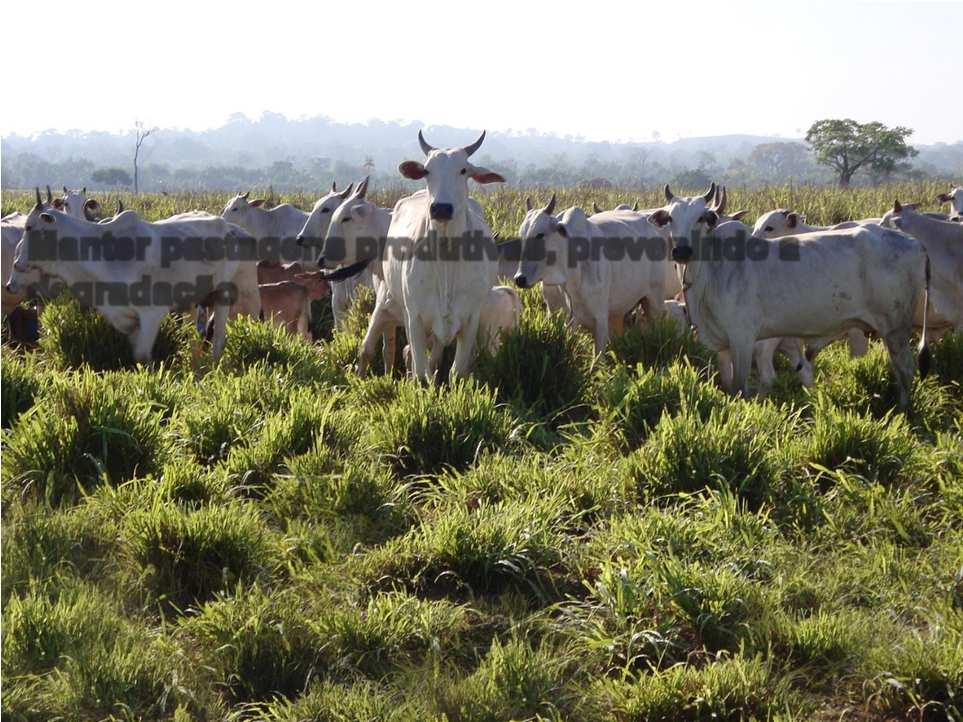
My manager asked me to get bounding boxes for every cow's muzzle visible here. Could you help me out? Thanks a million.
[671,246,693,264]
[430,203,453,221]
[514,273,529,289]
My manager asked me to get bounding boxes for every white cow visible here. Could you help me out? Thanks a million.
[514,194,667,352]
[881,200,963,335]
[6,204,260,361]
[672,219,929,406]
[937,187,963,217]
[296,182,378,329]
[56,186,101,221]
[385,130,504,380]
[315,177,397,372]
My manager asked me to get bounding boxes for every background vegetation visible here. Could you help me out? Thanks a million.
[1,184,961,721]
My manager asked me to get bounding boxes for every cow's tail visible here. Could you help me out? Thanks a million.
[917,253,931,378]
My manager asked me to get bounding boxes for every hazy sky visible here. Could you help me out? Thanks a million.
[4,0,960,144]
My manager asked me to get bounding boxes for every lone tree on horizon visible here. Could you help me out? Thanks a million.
[133,121,157,194]
[806,119,916,188]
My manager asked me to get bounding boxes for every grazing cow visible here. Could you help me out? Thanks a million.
[6,203,259,361]
[672,219,929,406]
[514,194,667,352]
[384,129,504,380]
[881,200,963,335]
[937,187,963,216]
[259,275,330,338]
[296,182,375,329]
[317,176,397,371]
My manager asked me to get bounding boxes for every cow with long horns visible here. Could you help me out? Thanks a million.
[379,130,504,380]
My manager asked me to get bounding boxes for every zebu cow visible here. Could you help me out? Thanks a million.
[313,176,398,372]
[672,219,929,406]
[937,187,963,217]
[881,200,963,335]
[6,202,259,361]
[296,182,374,329]
[56,186,101,221]
[386,130,504,380]
[514,194,667,352]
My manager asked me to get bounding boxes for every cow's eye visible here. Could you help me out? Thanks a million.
[460,168,467,175]
[764,226,773,232]
[535,233,545,241]
[321,208,330,214]
[342,217,352,223]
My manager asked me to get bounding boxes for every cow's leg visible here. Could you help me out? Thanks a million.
[406,318,432,382]
[359,304,391,377]
[132,309,167,363]
[428,337,445,377]
[729,341,754,399]
[847,329,868,358]
[231,269,261,320]
[381,325,397,375]
[332,283,350,331]
[450,314,481,380]
[779,338,813,387]
[753,338,781,395]
[608,312,625,338]
[592,314,609,354]
[296,308,311,340]
[883,330,915,409]
[717,349,734,393]
[211,300,229,361]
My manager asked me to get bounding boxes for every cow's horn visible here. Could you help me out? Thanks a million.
[240,191,250,200]
[63,185,69,195]
[593,202,602,214]
[702,182,716,203]
[894,199,902,212]
[35,187,43,206]
[418,129,436,156]
[526,197,533,211]
[633,200,639,211]
[461,130,486,158]
[664,184,674,202]
[331,180,337,192]
[544,193,557,215]
[46,185,53,203]
[357,176,369,199]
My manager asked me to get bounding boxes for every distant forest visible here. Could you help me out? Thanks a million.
[3,112,961,192]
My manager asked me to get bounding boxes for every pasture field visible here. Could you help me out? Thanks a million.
[1,183,961,721]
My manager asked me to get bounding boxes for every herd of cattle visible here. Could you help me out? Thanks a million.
[3,130,962,407]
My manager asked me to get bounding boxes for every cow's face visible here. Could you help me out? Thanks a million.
[399,130,504,231]
[6,205,54,295]
[297,184,353,248]
[222,193,266,224]
[323,196,376,268]
[881,200,919,230]
[752,209,797,239]
[60,187,98,221]
[937,187,963,214]
[515,200,567,288]
[648,184,716,259]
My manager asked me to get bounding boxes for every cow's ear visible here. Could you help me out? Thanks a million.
[786,212,798,229]
[470,166,505,184]
[555,223,569,238]
[731,209,749,221]
[937,193,951,203]
[40,212,55,223]
[649,209,670,227]
[249,199,266,208]
[399,160,428,180]
[52,198,64,209]
[701,210,719,228]
[354,204,368,218]
[85,199,100,211]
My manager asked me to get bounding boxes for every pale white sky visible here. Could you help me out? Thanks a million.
[4,0,960,144]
